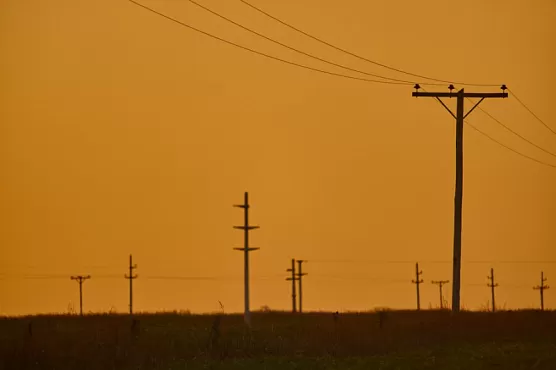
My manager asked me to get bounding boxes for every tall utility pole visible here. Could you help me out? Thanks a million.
[533,272,549,311]
[411,262,424,311]
[233,191,260,326]
[70,275,91,316]
[432,280,449,309]
[412,84,508,313]
[125,254,138,316]
[296,260,308,313]
[286,259,297,313]
[487,268,498,312]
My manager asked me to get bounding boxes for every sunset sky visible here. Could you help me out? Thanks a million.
[1,0,555,316]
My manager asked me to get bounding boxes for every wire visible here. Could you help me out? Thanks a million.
[310,259,556,264]
[187,0,436,85]
[470,100,556,160]
[127,0,410,86]
[508,88,556,136]
[420,88,556,169]
[239,0,500,87]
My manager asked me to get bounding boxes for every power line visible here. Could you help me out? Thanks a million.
[465,120,556,169]
[238,0,500,87]
[187,0,434,85]
[508,88,556,136]
[421,90,556,169]
[472,101,556,160]
[309,259,556,264]
[127,0,410,86]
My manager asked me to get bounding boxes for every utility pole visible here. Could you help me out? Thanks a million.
[412,84,507,313]
[286,259,297,313]
[125,254,138,316]
[296,260,307,313]
[233,191,259,326]
[411,262,424,311]
[70,275,91,316]
[431,280,449,309]
[487,268,498,312]
[533,271,549,311]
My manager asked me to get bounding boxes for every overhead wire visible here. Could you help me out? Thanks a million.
[508,87,556,136]
[186,0,438,85]
[127,1,554,170]
[419,87,556,169]
[127,0,410,86]
[468,98,556,160]
[238,0,500,87]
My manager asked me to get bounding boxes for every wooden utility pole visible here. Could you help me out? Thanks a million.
[533,271,549,311]
[487,268,498,312]
[286,259,297,313]
[411,262,424,310]
[296,260,307,313]
[125,254,138,316]
[233,192,259,326]
[70,275,91,316]
[412,84,507,312]
[432,280,449,309]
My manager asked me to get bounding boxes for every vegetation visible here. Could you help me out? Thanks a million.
[1,310,555,369]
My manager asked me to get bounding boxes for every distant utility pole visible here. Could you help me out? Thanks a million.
[70,275,91,316]
[487,268,498,312]
[431,280,450,309]
[411,262,424,311]
[125,254,138,316]
[412,84,508,313]
[296,260,307,313]
[533,271,549,311]
[233,191,260,326]
[286,259,297,313]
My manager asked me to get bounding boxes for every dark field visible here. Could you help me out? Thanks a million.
[1,310,555,369]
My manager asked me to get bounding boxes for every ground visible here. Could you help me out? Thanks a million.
[1,310,555,369]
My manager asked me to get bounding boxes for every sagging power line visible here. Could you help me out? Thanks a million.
[127,0,409,86]
[238,0,500,87]
[187,0,424,85]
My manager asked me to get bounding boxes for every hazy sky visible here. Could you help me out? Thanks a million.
[1,0,555,315]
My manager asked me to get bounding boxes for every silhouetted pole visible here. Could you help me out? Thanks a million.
[296,260,307,313]
[533,272,549,311]
[432,280,449,309]
[233,192,259,326]
[125,254,138,316]
[411,262,424,310]
[412,84,508,312]
[487,268,498,312]
[286,259,297,313]
[70,275,91,316]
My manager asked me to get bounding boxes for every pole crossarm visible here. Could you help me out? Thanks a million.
[412,92,508,98]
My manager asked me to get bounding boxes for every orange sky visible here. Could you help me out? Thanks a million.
[1,0,555,315]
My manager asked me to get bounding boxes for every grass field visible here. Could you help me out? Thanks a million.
[1,310,555,369]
